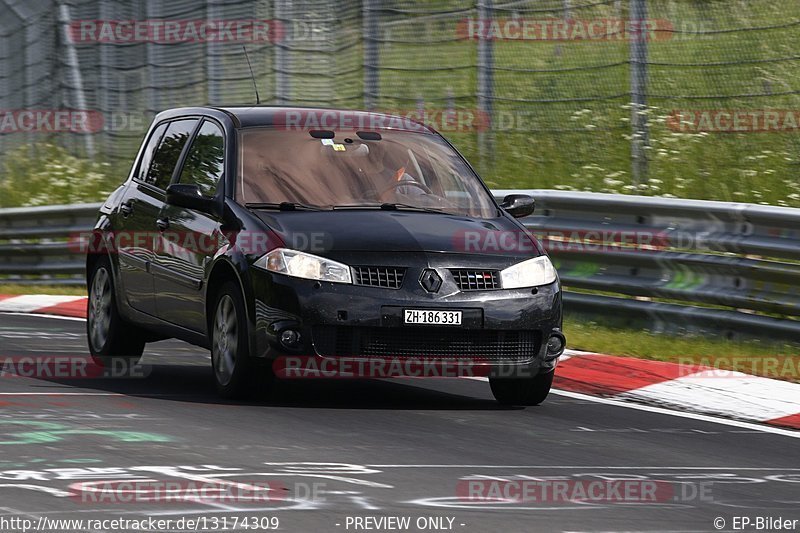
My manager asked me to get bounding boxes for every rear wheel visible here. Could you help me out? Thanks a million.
[489,370,554,406]
[87,257,146,366]
[210,282,264,399]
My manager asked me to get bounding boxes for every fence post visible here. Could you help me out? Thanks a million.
[206,0,222,105]
[630,0,649,184]
[274,0,289,104]
[56,2,95,159]
[145,0,160,117]
[477,0,494,176]
[97,0,113,157]
[363,0,379,110]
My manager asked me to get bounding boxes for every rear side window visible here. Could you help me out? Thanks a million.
[134,122,167,183]
[178,120,225,197]
[145,119,199,190]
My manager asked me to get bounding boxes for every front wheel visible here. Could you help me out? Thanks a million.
[211,282,269,399]
[489,370,554,406]
[87,257,146,366]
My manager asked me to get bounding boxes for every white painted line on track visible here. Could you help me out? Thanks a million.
[618,371,800,420]
[365,465,800,469]
[0,312,86,322]
[0,392,123,396]
[465,376,800,438]
[549,388,800,438]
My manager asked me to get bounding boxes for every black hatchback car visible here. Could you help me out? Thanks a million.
[86,106,565,405]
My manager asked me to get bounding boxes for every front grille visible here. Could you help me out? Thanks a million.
[451,269,501,291]
[313,326,539,362]
[352,266,406,289]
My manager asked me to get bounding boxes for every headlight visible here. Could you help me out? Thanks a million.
[254,248,352,284]
[500,255,557,289]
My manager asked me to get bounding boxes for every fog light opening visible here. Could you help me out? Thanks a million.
[546,332,566,359]
[279,329,302,350]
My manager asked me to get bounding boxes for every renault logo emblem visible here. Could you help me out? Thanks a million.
[419,269,442,293]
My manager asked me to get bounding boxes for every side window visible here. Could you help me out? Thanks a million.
[145,119,199,190]
[134,122,167,183]
[178,120,225,197]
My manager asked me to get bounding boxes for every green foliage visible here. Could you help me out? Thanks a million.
[0,143,114,208]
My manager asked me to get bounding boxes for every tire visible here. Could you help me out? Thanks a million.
[87,256,146,366]
[489,370,555,406]
[210,281,262,399]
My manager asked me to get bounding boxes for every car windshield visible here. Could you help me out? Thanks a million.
[236,127,498,218]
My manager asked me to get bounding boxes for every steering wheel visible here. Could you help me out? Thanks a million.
[378,167,433,200]
[379,178,433,200]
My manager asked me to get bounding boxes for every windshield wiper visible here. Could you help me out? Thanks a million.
[378,203,449,214]
[245,202,328,211]
[331,203,449,214]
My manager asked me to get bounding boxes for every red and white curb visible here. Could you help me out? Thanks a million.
[0,294,88,318]
[2,294,799,431]
[554,352,800,431]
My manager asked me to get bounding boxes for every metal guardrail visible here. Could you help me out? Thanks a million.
[497,190,800,342]
[1,192,799,341]
[0,203,101,284]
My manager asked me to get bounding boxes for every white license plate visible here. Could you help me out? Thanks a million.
[404,309,462,326]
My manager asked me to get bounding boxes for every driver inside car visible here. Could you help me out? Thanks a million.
[357,141,427,200]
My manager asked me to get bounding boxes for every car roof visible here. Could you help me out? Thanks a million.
[154,105,437,134]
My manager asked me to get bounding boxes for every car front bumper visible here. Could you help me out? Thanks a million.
[249,263,564,378]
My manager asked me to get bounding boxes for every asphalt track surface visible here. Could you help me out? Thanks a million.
[0,312,798,533]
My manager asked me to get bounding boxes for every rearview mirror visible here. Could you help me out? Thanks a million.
[500,194,535,218]
[166,183,220,216]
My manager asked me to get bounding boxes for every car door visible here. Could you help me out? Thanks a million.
[115,121,169,316]
[153,118,225,332]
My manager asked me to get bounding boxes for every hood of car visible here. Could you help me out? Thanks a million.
[249,209,542,258]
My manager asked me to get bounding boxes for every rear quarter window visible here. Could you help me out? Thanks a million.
[143,119,199,190]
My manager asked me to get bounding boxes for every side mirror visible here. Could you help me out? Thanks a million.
[166,183,220,216]
[500,194,535,218]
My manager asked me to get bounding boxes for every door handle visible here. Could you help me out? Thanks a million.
[156,218,170,231]
[120,202,133,217]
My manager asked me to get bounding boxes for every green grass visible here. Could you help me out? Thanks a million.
[0,284,86,296]
[565,316,800,382]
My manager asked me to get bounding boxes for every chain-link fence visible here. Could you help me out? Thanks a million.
[1,0,799,207]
